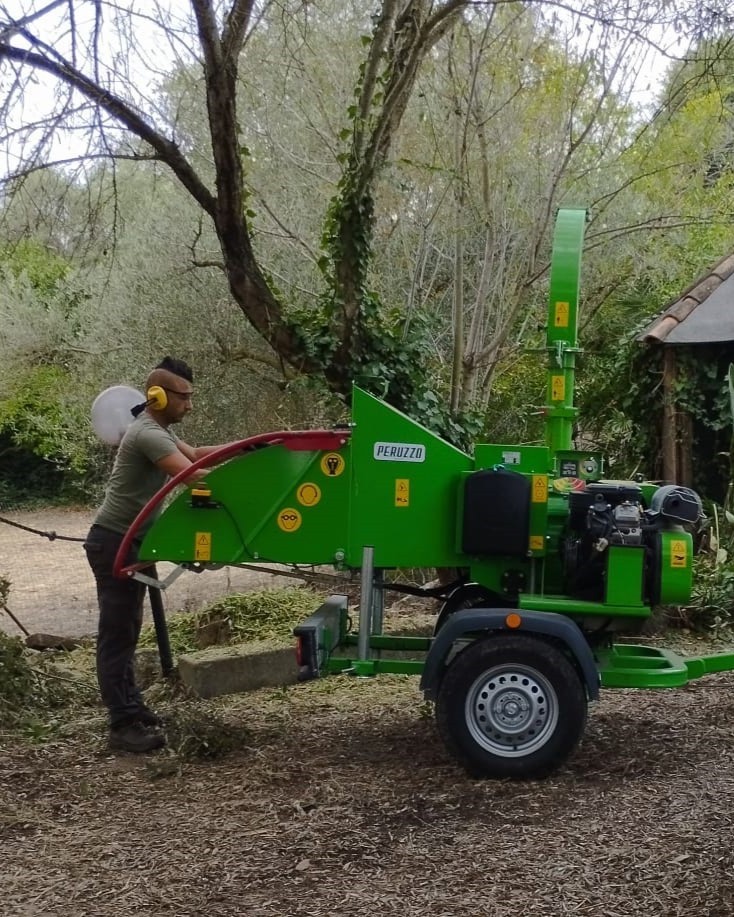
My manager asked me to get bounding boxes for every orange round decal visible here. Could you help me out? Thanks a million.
[297,482,321,507]
[277,508,302,532]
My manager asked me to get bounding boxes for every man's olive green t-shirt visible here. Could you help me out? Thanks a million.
[94,414,179,536]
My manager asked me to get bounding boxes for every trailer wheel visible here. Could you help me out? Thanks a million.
[436,633,587,779]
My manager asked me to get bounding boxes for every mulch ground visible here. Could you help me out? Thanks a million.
[3,654,734,916]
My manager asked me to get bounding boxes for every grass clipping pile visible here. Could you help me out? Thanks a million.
[138,585,321,654]
[0,629,85,737]
[0,584,323,761]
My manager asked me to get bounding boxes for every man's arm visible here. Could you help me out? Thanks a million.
[176,441,232,462]
[155,448,209,482]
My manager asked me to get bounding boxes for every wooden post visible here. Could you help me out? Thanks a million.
[661,347,678,483]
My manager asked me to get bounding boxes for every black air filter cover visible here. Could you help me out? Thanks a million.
[650,485,701,525]
[462,468,531,557]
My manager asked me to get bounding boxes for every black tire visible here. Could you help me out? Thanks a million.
[435,633,587,779]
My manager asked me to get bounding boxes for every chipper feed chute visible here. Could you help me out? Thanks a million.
[116,387,472,575]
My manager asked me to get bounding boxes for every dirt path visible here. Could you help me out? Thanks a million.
[0,507,301,638]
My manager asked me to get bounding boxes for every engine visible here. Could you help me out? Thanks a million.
[562,481,702,603]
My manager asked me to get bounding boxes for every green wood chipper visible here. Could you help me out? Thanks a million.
[114,207,734,780]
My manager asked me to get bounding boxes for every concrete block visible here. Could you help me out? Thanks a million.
[177,639,299,699]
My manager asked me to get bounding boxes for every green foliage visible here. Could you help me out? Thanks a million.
[687,553,734,633]
[290,62,483,449]
[0,232,102,506]
[567,39,734,489]
[574,331,654,478]
[483,350,547,445]
[0,630,81,733]
[0,365,70,461]
[0,239,70,294]
[0,632,36,725]
[682,505,734,633]
[290,297,482,448]
[0,364,100,506]
[3,0,734,492]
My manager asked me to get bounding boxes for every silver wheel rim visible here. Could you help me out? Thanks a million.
[465,663,559,758]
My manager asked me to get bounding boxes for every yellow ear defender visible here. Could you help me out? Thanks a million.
[130,385,168,418]
[146,386,168,411]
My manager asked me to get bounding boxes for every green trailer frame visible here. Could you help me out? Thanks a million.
[294,594,734,689]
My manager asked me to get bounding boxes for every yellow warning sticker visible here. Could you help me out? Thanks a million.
[395,478,410,507]
[297,482,321,507]
[554,301,570,328]
[320,452,345,477]
[551,375,565,401]
[670,539,687,568]
[529,535,544,551]
[532,475,548,503]
[194,532,211,561]
[277,508,302,532]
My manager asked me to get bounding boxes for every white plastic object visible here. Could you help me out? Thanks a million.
[91,385,144,445]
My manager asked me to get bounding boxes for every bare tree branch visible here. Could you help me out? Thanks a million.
[0,41,217,214]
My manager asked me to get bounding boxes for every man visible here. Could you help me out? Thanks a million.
[85,356,222,753]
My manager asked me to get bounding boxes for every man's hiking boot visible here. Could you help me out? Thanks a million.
[135,706,164,728]
[109,722,166,753]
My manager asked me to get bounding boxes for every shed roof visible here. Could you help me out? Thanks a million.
[639,252,734,344]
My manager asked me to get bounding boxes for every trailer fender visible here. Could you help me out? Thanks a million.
[420,608,600,702]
